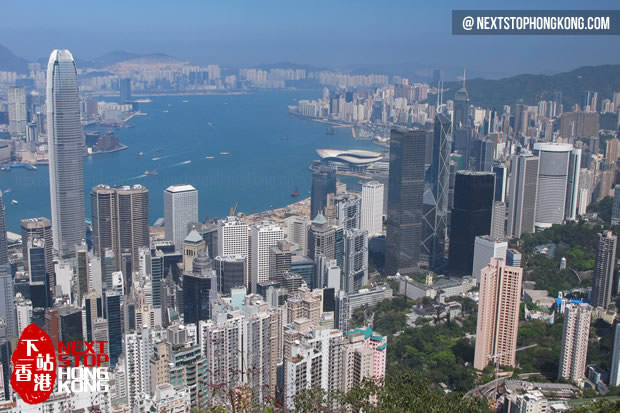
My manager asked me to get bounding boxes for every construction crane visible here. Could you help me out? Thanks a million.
[230,201,238,217]
[487,344,538,407]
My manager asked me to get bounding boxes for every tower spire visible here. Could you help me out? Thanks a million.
[462,69,466,90]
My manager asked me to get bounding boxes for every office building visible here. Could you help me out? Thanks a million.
[422,114,451,270]
[453,79,470,128]
[493,164,507,203]
[214,255,246,295]
[490,201,506,241]
[105,291,122,367]
[91,184,149,271]
[507,154,539,238]
[558,303,592,383]
[164,184,198,251]
[610,322,620,387]
[119,78,131,105]
[8,86,27,136]
[361,181,384,237]
[250,221,283,292]
[506,249,522,267]
[20,218,54,281]
[565,149,582,221]
[326,192,361,230]
[343,229,369,293]
[472,236,508,283]
[183,251,217,324]
[448,171,495,275]
[591,231,617,309]
[0,265,16,337]
[559,111,600,139]
[285,216,309,254]
[217,216,249,265]
[15,294,32,336]
[307,214,336,261]
[613,187,620,226]
[474,258,522,370]
[385,129,426,275]
[533,143,574,229]
[183,229,205,273]
[310,164,337,219]
[0,192,6,265]
[269,240,293,281]
[47,49,85,257]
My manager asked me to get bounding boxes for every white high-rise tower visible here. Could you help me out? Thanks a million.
[164,184,198,251]
[47,50,85,256]
[361,181,384,237]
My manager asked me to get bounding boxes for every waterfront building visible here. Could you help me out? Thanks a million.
[385,129,426,275]
[558,303,592,384]
[47,49,85,257]
[591,231,617,309]
[448,171,495,276]
[8,86,27,136]
[310,164,337,219]
[474,258,522,370]
[91,184,149,271]
[119,78,131,105]
[164,184,198,252]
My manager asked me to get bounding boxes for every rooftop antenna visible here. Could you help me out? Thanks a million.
[462,68,467,89]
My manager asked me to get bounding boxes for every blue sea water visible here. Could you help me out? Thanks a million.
[1,90,379,233]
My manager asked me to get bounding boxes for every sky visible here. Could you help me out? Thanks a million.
[1,0,619,79]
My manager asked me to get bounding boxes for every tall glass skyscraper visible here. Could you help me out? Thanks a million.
[47,50,85,257]
[448,171,495,276]
[385,129,426,275]
[310,164,337,219]
[0,191,7,265]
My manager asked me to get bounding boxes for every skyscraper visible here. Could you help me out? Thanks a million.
[0,192,7,265]
[610,322,620,387]
[558,303,592,383]
[47,49,85,257]
[453,78,470,128]
[8,86,27,136]
[472,235,507,282]
[105,291,122,367]
[591,231,617,309]
[533,143,573,229]
[423,114,452,270]
[20,218,53,277]
[119,78,131,105]
[342,229,369,293]
[0,265,17,337]
[250,221,284,292]
[310,164,337,220]
[214,255,247,295]
[385,129,426,275]
[183,251,217,324]
[492,164,507,203]
[565,148,582,221]
[474,258,522,370]
[361,181,384,237]
[448,171,495,275]
[326,192,361,230]
[164,185,198,251]
[507,154,539,238]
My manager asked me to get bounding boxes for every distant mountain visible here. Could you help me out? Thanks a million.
[96,50,141,65]
[434,65,620,110]
[120,53,186,65]
[0,44,30,73]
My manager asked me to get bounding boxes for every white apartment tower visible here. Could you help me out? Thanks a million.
[123,326,153,407]
[558,303,592,384]
[361,181,384,237]
[47,50,85,256]
[164,184,198,251]
[250,221,283,292]
[8,86,27,136]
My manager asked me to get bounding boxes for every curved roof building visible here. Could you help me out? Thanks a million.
[316,149,383,168]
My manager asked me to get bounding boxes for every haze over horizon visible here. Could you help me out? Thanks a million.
[1,0,619,80]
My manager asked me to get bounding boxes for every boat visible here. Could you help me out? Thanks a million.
[11,200,18,205]
[137,152,144,157]
[163,110,169,113]
[291,186,299,197]
[152,157,161,161]
[156,148,164,152]
[182,100,189,103]
[181,160,191,165]
[205,156,215,159]
[326,127,336,135]
[208,122,213,127]
[281,135,289,141]
[144,170,158,176]
[220,152,229,155]
[3,188,10,193]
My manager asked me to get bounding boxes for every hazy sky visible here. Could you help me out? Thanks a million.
[1,0,618,79]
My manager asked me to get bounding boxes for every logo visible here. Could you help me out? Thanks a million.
[10,324,109,405]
